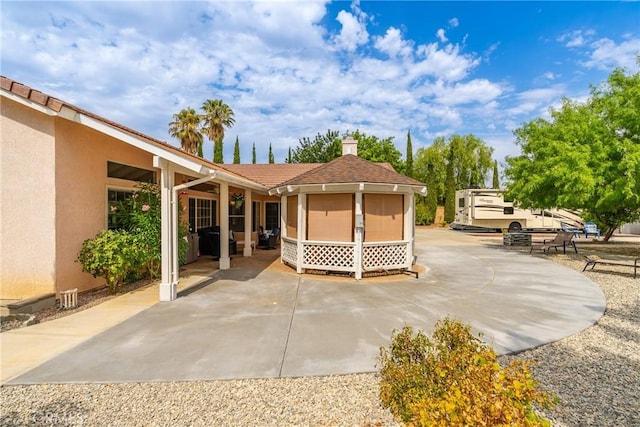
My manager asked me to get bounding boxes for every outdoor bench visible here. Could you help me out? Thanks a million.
[583,255,639,279]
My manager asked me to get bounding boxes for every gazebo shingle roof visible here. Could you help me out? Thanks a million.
[217,163,322,188]
[276,154,424,188]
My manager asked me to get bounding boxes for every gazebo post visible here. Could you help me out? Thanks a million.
[404,193,414,268]
[296,192,305,274]
[354,192,363,280]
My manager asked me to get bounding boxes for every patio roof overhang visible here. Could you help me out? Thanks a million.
[269,182,427,196]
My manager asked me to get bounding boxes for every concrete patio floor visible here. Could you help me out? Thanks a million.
[1,228,605,384]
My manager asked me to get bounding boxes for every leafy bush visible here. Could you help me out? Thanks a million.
[77,183,189,293]
[378,318,557,426]
[112,182,162,278]
[415,199,435,225]
[76,230,143,294]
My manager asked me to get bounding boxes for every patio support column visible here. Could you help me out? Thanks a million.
[219,182,230,269]
[354,192,363,280]
[296,192,306,274]
[155,156,177,301]
[243,190,253,257]
[280,194,287,264]
[404,193,414,268]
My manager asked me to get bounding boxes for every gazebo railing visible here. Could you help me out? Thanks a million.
[301,240,355,272]
[362,241,409,271]
[282,237,298,266]
[282,237,410,274]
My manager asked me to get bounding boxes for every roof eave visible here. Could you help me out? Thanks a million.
[270,182,427,196]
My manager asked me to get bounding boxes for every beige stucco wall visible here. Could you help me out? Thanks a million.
[307,193,353,242]
[54,118,155,294]
[1,99,57,299]
[364,194,404,242]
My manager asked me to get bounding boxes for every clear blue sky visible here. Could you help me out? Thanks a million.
[2,1,638,165]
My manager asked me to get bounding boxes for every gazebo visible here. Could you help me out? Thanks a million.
[270,140,426,279]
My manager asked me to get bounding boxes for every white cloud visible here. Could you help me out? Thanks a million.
[429,79,504,106]
[374,27,413,58]
[436,28,447,43]
[560,30,585,47]
[543,72,557,80]
[582,37,640,70]
[413,42,480,82]
[449,17,459,28]
[334,9,369,51]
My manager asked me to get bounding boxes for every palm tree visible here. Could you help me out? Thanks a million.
[168,107,203,156]
[201,99,235,163]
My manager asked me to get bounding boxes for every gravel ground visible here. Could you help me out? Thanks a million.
[1,251,638,426]
[500,254,640,427]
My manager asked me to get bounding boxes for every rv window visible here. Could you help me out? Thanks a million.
[458,198,465,208]
[504,207,514,215]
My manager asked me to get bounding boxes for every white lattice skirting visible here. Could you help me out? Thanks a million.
[282,239,410,275]
[362,242,409,271]
[302,242,355,271]
[282,237,297,265]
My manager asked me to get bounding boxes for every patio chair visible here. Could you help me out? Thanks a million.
[258,228,278,249]
[560,222,580,239]
[530,231,577,254]
[584,222,600,239]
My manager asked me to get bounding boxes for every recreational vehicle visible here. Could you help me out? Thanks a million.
[451,189,583,232]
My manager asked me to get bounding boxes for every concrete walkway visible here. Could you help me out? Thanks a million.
[1,229,605,384]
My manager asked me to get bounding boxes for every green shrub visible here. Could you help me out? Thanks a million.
[378,318,557,426]
[76,230,143,294]
[415,200,435,225]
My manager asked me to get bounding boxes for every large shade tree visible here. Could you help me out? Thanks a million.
[201,99,235,163]
[505,66,640,241]
[168,107,203,156]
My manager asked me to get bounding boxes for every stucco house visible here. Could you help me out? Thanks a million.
[1,76,425,307]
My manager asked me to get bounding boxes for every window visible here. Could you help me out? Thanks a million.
[458,198,465,208]
[504,207,514,215]
[189,197,216,232]
[107,161,155,183]
[229,199,245,232]
[107,189,133,229]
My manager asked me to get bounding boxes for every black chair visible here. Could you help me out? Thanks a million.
[258,227,280,250]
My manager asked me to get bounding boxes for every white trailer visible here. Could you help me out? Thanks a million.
[450,189,583,232]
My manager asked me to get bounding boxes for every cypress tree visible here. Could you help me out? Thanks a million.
[405,130,414,178]
[287,147,292,163]
[492,160,500,189]
[268,143,275,164]
[444,146,456,223]
[252,143,256,164]
[233,136,241,164]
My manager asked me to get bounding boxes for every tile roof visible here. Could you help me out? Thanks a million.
[277,154,425,188]
[1,76,260,186]
[217,163,322,187]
